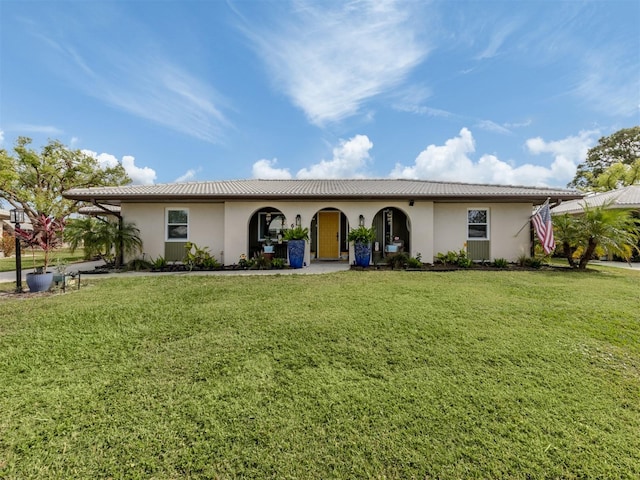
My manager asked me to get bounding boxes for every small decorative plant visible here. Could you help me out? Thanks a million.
[493,258,509,269]
[14,214,65,273]
[183,242,220,270]
[347,226,376,244]
[283,226,309,241]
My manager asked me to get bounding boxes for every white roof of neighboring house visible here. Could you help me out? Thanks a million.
[552,185,640,214]
[77,204,122,216]
[64,179,582,204]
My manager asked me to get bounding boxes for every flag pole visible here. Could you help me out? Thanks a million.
[514,198,551,237]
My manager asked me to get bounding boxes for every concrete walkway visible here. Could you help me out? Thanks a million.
[0,260,351,283]
[590,260,639,270]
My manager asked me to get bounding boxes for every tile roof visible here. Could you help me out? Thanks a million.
[552,185,640,214]
[64,179,582,204]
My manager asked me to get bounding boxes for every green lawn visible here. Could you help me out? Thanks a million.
[1,269,638,478]
[0,248,87,273]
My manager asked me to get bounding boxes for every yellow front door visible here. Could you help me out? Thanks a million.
[318,211,340,259]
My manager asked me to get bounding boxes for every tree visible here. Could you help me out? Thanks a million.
[595,159,640,191]
[64,217,143,268]
[553,204,639,269]
[0,137,130,223]
[569,127,640,191]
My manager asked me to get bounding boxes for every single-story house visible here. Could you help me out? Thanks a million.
[63,179,581,266]
[551,184,640,215]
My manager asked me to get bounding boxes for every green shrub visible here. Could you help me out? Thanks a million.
[524,257,543,269]
[183,242,220,270]
[493,258,509,269]
[388,252,410,269]
[271,258,286,269]
[126,258,153,271]
[151,255,168,269]
[406,256,423,269]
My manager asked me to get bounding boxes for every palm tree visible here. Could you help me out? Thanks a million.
[64,217,104,259]
[552,213,581,268]
[64,217,143,267]
[554,203,639,269]
[576,205,639,269]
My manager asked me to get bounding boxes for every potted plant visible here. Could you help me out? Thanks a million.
[283,226,309,269]
[347,225,376,267]
[263,234,275,254]
[15,214,65,292]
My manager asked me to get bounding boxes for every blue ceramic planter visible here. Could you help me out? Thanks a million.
[26,272,54,292]
[354,241,371,267]
[287,239,305,269]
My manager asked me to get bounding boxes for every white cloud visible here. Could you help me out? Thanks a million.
[174,169,198,183]
[82,149,157,185]
[10,124,64,135]
[475,120,511,135]
[390,128,476,181]
[82,150,120,169]
[475,19,521,60]
[390,128,599,187]
[244,1,429,125]
[0,130,4,145]
[252,159,292,180]
[121,155,156,185]
[32,23,229,143]
[296,135,373,179]
[572,51,639,117]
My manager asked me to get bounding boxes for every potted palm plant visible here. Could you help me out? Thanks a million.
[283,226,309,269]
[15,214,65,292]
[347,225,376,267]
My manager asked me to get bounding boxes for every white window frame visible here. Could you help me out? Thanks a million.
[467,208,490,240]
[166,208,189,242]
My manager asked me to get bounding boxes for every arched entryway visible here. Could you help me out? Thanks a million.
[372,207,411,260]
[310,209,349,261]
[248,207,287,259]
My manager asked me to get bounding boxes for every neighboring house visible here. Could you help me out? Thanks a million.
[551,184,640,215]
[63,179,581,266]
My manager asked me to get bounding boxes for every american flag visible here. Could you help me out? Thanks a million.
[532,200,555,254]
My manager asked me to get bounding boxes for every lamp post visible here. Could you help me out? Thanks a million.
[10,208,25,293]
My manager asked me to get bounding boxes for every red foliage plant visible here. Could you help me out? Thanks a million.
[14,214,65,272]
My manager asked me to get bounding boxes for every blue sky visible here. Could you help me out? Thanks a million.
[1,0,638,187]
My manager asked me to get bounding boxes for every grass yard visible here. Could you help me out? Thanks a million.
[1,269,639,478]
[0,248,87,273]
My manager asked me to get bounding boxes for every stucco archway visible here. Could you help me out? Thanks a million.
[372,207,411,258]
[310,208,349,261]
[247,207,286,259]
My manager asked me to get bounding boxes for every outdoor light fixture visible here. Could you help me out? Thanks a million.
[295,214,301,227]
[9,208,25,224]
[10,208,25,293]
[359,215,365,227]
[409,200,415,206]
[265,212,272,223]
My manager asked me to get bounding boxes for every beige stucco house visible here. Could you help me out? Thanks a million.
[64,179,581,266]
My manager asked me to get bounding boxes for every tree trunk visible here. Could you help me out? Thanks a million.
[562,241,577,268]
[579,238,598,269]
